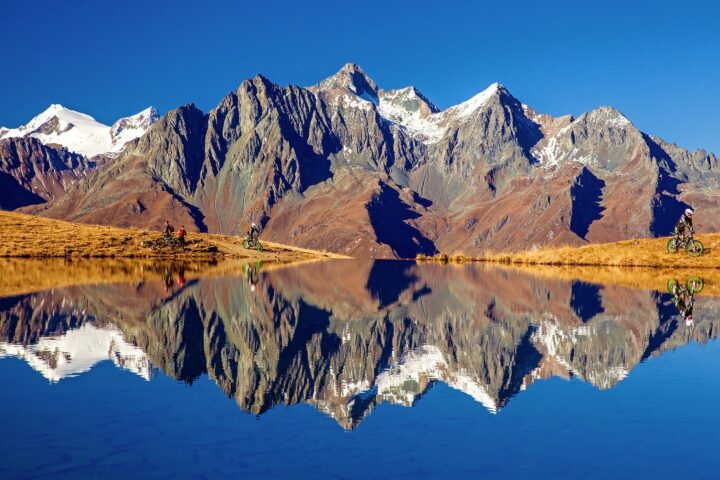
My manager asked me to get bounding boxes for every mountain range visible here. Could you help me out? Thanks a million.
[2,63,718,257]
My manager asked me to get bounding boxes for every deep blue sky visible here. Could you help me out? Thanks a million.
[2,0,719,152]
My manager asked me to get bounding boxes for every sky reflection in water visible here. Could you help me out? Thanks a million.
[1,260,718,479]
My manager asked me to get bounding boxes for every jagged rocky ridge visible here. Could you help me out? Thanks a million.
[1,261,718,428]
[4,64,720,256]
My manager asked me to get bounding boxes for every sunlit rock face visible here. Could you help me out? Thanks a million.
[1,261,718,428]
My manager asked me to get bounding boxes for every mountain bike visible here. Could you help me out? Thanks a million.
[666,230,703,257]
[243,233,264,252]
[144,236,184,252]
[667,276,704,295]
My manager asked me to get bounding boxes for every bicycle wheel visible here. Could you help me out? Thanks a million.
[667,279,678,294]
[255,243,263,252]
[687,276,704,294]
[686,240,704,257]
[666,238,679,253]
[243,239,250,249]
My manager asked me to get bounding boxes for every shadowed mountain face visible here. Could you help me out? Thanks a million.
[3,64,718,257]
[0,137,94,210]
[1,260,718,429]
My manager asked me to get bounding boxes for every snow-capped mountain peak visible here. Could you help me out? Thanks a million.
[0,104,159,158]
[312,67,507,144]
[309,63,381,110]
[444,82,502,119]
[377,82,504,144]
[584,105,632,128]
[378,86,439,120]
[110,106,160,145]
[312,63,379,99]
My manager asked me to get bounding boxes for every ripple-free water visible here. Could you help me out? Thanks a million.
[1,260,718,479]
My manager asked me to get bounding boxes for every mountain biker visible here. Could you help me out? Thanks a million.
[674,208,694,242]
[164,220,175,239]
[247,222,260,240]
[177,225,187,248]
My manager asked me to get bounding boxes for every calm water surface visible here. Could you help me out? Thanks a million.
[1,260,719,479]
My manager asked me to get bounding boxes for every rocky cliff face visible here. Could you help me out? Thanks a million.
[7,64,720,256]
[2,261,717,428]
[0,137,93,210]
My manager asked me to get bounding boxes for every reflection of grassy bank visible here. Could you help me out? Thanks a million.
[485,263,720,296]
[0,258,324,297]
[0,211,345,261]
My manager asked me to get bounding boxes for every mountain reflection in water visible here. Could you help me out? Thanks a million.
[0,260,718,429]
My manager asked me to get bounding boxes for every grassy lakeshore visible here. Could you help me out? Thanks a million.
[420,234,720,268]
[0,211,345,261]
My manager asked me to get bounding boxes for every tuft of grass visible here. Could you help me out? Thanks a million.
[417,252,479,264]
[417,252,449,264]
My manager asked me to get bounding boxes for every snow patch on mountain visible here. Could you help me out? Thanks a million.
[313,65,505,145]
[110,106,160,147]
[0,104,159,157]
[378,87,444,142]
[533,107,634,168]
[339,93,375,112]
[370,344,499,413]
[445,82,501,119]
[0,323,156,382]
[378,83,501,144]
[530,321,629,389]
[522,104,544,125]
[587,106,631,128]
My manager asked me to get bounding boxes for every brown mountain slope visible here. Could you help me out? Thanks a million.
[0,137,93,210]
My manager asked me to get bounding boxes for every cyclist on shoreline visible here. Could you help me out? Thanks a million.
[164,220,175,239]
[247,222,260,241]
[674,208,694,243]
[177,225,187,248]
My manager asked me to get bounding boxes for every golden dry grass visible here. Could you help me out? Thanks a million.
[477,234,720,268]
[0,211,347,261]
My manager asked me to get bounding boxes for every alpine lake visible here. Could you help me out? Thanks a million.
[1,258,719,479]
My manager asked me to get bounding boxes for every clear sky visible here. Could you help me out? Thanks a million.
[2,0,719,152]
